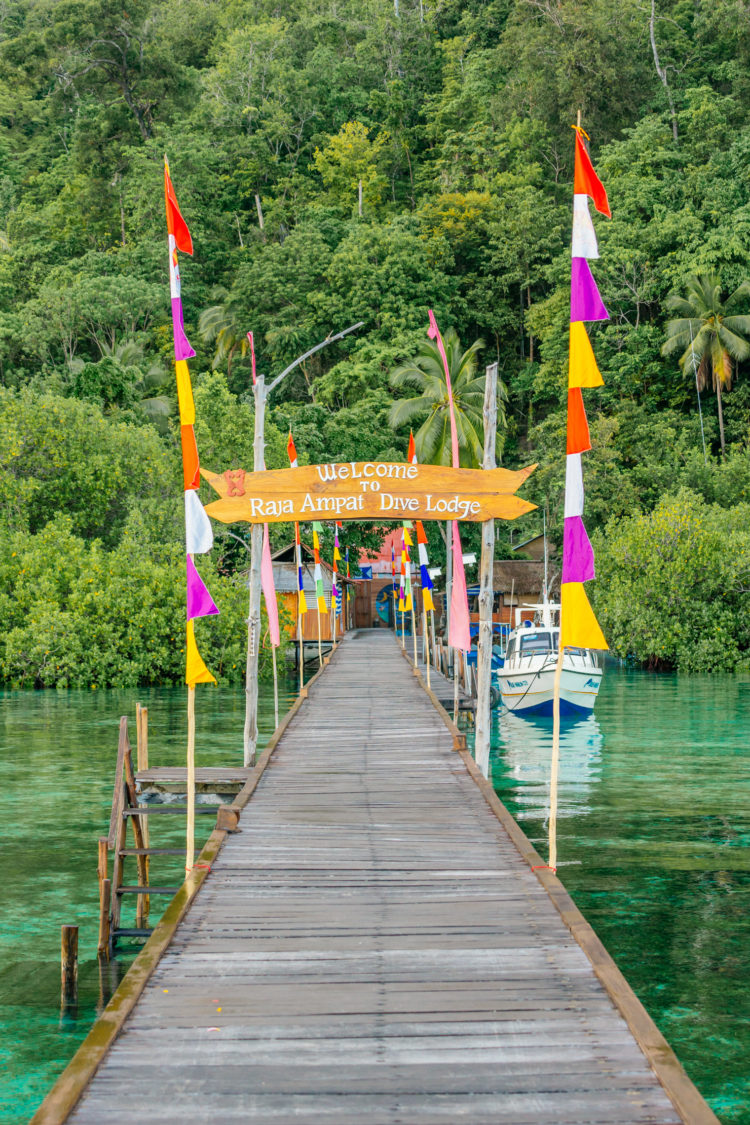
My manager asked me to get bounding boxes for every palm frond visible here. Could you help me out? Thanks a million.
[717,324,750,362]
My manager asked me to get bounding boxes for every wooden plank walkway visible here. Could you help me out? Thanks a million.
[50,630,715,1124]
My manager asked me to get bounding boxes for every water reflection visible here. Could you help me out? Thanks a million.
[497,709,602,819]
[484,667,750,1125]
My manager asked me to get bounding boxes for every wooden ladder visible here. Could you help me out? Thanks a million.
[97,710,183,957]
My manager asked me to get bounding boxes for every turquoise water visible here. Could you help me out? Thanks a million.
[482,666,750,1125]
[2,668,748,1123]
[0,681,296,1124]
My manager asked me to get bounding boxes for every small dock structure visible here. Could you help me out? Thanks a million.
[35,631,718,1125]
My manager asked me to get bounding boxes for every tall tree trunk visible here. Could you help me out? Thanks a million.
[649,0,679,142]
[716,378,726,455]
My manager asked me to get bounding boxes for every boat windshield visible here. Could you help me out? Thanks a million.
[519,631,552,655]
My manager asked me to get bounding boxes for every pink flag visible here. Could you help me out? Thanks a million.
[261,523,280,647]
[427,309,460,469]
[449,522,471,651]
[427,309,471,652]
[186,555,219,621]
[562,515,595,584]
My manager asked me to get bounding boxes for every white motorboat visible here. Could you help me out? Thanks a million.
[495,601,603,717]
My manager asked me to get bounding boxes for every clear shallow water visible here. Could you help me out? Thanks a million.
[2,669,748,1123]
[481,666,750,1125]
[0,680,296,1124]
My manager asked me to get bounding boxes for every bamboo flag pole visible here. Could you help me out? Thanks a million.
[317,609,323,666]
[186,684,196,871]
[453,651,459,723]
[271,643,279,729]
[411,605,418,667]
[298,601,304,693]
[549,645,564,870]
[423,608,431,688]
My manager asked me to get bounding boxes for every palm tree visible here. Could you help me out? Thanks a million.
[198,287,252,382]
[388,328,507,638]
[388,328,505,467]
[662,273,750,454]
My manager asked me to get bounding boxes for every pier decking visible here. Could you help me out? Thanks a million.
[37,630,717,1125]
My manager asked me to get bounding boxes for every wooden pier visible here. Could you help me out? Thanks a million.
[34,630,718,1125]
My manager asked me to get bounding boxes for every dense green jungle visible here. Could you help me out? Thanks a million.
[2,0,750,685]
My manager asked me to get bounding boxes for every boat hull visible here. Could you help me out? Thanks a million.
[496,664,602,716]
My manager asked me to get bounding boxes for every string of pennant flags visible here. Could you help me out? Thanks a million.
[164,156,218,687]
[561,128,609,652]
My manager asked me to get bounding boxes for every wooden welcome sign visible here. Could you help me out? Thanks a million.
[202,461,536,524]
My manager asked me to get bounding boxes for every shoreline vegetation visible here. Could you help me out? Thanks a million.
[2,0,750,681]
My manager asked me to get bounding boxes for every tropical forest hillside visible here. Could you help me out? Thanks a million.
[2,0,750,681]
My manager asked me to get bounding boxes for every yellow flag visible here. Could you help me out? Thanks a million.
[560,582,608,650]
[423,588,435,612]
[175,360,196,424]
[185,620,216,685]
[569,322,604,388]
[299,589,308,615]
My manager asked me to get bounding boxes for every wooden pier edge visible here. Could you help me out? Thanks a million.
[402,646,721,1125]
[28,654,333,1125]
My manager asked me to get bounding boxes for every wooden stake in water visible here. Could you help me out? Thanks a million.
[549,645,565,871]
[186,684,196,872]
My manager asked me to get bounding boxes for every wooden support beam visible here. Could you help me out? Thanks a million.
[476,361,498,778]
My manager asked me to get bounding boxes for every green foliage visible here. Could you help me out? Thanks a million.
[2,0,750,677]
[0,386,176,543]
[0,515,260,688]
[592,492,750,672]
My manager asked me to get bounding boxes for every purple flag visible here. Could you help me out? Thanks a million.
[172,297,196,360]
[186,555,219,621]
[570,258,608,323]
[562,515,595,584]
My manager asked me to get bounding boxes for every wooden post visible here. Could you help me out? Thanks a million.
[135,701,142,763]
[549,646,564,870]
[98,879,111,959]
[186,684,196,871]
[411,606,418,667]
[135,705,149,906]
[97,836,110,958]
[136,706,148,771]
[476,361,498,778]
[244,375,266,766]
[61,925,78,1005]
